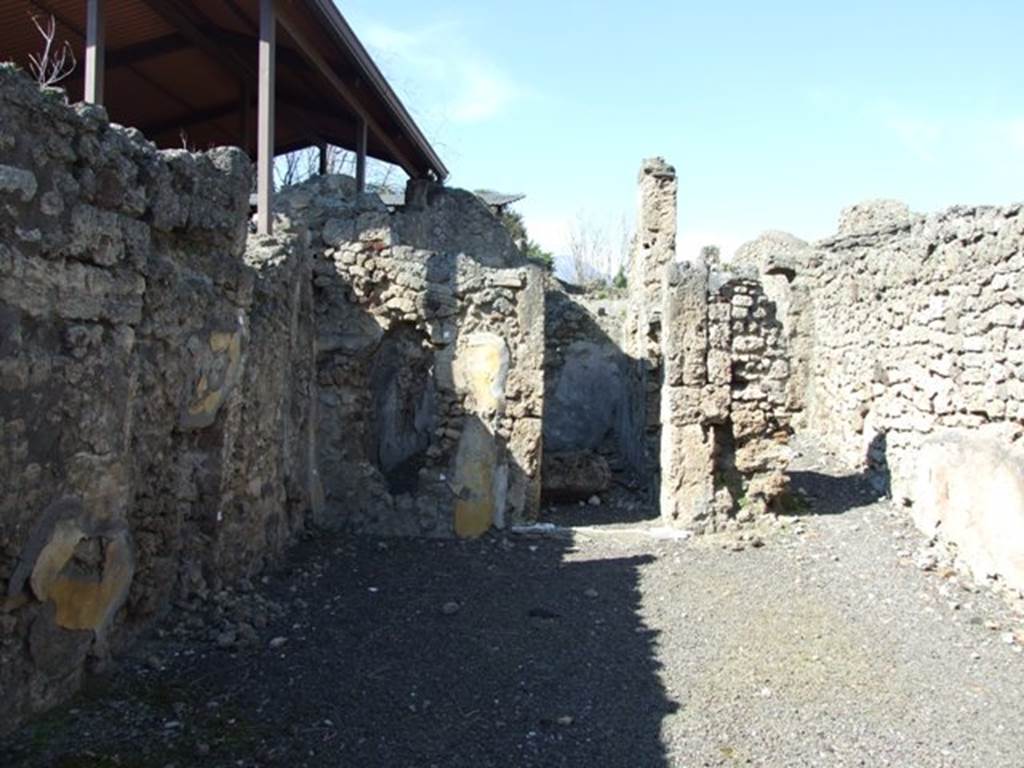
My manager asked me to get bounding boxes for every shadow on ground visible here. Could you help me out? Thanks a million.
[543,489,660,529]
[787,433,891,517]
[3,533,677,768]
[788,469,886,516]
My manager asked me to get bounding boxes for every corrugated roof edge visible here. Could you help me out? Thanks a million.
[305,0,449,182]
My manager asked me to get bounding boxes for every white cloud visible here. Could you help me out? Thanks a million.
[358,19,522,125]
[451,66,519,123]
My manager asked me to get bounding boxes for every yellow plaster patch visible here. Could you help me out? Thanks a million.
[453,333,509,415]
[30,520,135,635]
[453,420,498,539]
[186,330,242,420]
[209,332,234,353]
[29,519,84,602]
[47,534,133,632]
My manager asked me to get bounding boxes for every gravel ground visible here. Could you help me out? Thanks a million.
[5,445,1024,767]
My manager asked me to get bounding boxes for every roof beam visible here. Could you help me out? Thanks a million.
[274,11,421,178]
[27,0,232,144]
[302,0,447,181]
[256,0,275,235]
[84,0,104,104]
[141,0,255,82]
[356,117,367,192]
[138,92,356,143]
[107,33,190,69]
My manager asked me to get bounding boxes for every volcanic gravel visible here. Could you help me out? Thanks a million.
[5,447,1024,767]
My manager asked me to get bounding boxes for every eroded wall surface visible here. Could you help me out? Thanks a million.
[603,157,795,527]
[542,286,642,498]
[659,263,791,531]
[274,178,545,539]
[624,158,679,494]
[0,66,549,733]
[799,202,1024,495]
[0,67,317,732]
[747,199,1024,590]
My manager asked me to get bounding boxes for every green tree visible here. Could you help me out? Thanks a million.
[523,241,555,270]
[612,265,628,290]
[500,209,528,248]
[499,207,554,271]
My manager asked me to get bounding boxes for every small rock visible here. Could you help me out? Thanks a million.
[584,588,599,600]
[588,496,601,507]
[1002,632,1017,645]
[269,636,288,650]
[556,715,575,726]
[237,622,259,646]
[441,601,461,616]
[915,551,939,572]
[216,630,237,649]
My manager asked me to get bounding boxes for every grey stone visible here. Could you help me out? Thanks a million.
[542,452,612,501]
[837,199,914,236]
[0,164,37,202]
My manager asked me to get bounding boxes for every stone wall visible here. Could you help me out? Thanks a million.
[0,66,319,732]
[275,177,545,539]
[616,157,793,527]
[659,262,791,531]
[732,231,812,422]
[0,66,550,732]
[794,202,1024,495]
[746,199,1024,589]
[542,285,642,498]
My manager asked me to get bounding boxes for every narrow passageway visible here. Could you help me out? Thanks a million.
[5,447,1024,767]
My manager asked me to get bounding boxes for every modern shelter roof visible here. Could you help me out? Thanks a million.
[0,0,447,180]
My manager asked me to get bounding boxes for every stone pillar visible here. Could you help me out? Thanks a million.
[659,261,718,527]
[635,157,678,311]
[625,157,678,497]
[659,261,793,531]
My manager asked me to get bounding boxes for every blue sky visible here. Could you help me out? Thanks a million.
[343,0,1024,261]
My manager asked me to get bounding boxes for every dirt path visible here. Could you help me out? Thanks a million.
[5,451,1024,767]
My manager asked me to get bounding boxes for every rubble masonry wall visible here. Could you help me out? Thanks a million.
[741,199,1024,590]
[0,66,318,732]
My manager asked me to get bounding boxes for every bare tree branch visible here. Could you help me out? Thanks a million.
[28,15,76,87]
[568,212,609,286]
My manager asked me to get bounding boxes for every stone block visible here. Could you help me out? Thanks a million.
[912,425,1024,592]
[541,451,612,501]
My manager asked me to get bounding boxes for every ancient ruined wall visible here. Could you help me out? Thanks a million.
[795,201,1024,494]
[392,179,526,268]
[659,262,791,532]
[278,178,544,539]
[542,285,642,498]
[732,231,813,423]
[624,158,678,492]
[784,200,1024,589]
[0,67,317,732]
[614,157,793,528]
